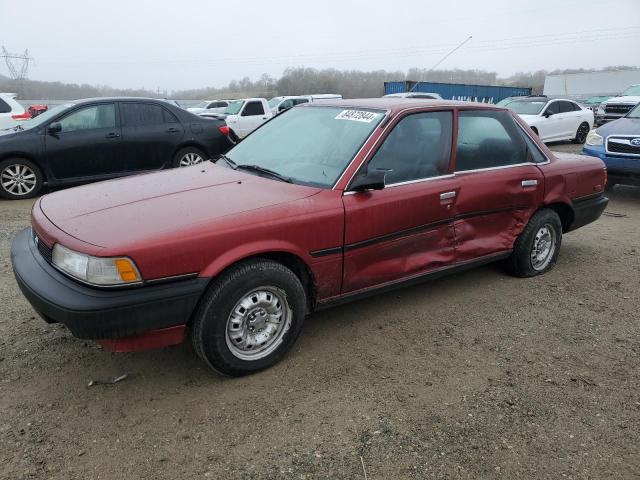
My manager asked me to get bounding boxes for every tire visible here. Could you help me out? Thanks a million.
[0,158,44,200]
[506,209,563,278]
[191,259,307,377]
[572,122,590,144]
[172,147,207,168]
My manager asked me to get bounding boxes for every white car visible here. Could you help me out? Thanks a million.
[507,97,594,143]
[383,92,443,100]
[0,93,30,129]
[199,98,273,140]
[268,95,311,114]
[187,99,233,115]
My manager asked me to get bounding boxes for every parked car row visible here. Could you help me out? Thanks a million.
[10,97,608,376]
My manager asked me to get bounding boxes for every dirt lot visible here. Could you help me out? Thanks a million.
[1,143,639,479]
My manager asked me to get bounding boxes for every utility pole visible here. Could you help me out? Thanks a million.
[1,47,33,80]
[410,35,472,92]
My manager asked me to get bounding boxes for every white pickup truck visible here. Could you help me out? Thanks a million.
[199,98,272,140]
[595,84,640,125]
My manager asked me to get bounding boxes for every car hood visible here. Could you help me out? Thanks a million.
[517,114,540,123]
[38,162,322,249]
[604,95,640,105]
[596,117,640,136]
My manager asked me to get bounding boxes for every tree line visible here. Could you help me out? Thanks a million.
[1,66,636,100]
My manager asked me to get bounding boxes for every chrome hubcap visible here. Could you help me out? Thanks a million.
[179,152,204,167]
[1,164,37,196]
[225,287,292,360]
[531,224,556,271]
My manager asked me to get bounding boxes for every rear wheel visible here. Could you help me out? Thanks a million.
[506,209,563,277]
[191,259,307,376]
[0,158,43,200]
[172,147,207,168]
[572,122,590,144]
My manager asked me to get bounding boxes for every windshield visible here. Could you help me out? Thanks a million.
[268,97,283,108]
[506,101,547,115]
[225,106,385,188]
[622,85,640,96]
[20,103,75,130]
[224,100,243,115]
[627,103,640,118]
[194,101,209,108]
[496,97,518,107]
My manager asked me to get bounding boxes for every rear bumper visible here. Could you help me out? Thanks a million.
[11,228,208,340]
[568,195,608,232]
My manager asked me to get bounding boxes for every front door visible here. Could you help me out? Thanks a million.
[342,110,458,293]
[119,102,184,171]
[45,103,124,181]
[238,101,268,137]
[452,109,545,262]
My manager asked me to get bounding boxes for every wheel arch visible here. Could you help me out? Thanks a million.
[0,152,46,179]
[197,248,318,316]
[543,202,574,232]
[171,141,209,161]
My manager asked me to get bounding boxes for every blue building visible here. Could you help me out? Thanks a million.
[384,81,531,104]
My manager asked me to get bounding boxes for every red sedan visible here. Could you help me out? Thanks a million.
[11,99,608,376]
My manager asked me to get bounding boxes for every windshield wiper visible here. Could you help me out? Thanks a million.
[236,164,293,183]
[214,154,237,169]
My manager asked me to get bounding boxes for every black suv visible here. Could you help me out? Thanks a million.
[0,98,231,199]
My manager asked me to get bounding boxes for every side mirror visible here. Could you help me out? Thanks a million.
[278,104,287,112]
[543,110,554,118]
[349,169,387,192]
[48,122,62,135]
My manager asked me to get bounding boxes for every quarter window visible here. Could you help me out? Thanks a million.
[243,101,265,116]
[121,103,165,126]
[368,111,453,184]
[59,104,116,132]
[0,98,11,114]
[455,110,528,171]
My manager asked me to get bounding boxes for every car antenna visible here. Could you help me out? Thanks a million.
[410,35,473,93]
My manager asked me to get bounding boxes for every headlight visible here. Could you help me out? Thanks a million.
[585,131,603,146]
[52,244,142,286]
[596,104,606,115]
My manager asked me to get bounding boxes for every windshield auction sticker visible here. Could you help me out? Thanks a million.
[335,110,380,123]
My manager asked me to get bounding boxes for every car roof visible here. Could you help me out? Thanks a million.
[303,97,501,114]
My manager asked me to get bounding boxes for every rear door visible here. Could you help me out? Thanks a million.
[342,110,458,293]
[557,100,580,139]
[120,102,184,171]
[452,109,544,262]
[44,102,125,180]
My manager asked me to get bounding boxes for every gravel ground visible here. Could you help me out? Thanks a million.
[1,143,639,479]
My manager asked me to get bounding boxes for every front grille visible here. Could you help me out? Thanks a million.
[607,139,640,156]
[34,232,53,264]
[605,104,634,115]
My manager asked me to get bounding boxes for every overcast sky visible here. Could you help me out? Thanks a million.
[1,0,638,91]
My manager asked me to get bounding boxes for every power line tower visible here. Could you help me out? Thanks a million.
[1,47,33,80]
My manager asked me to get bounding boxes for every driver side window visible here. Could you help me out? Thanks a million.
[59,104,116,133]
[544,102,560,116]
[367,111,453,185]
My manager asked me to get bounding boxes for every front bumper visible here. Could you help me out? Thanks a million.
[11,228,208,340]
[582,146,640,186]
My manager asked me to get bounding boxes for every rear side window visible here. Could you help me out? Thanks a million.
[121,103,165,126]
[559,101,576,113]
[0,98,11,114]
[294,98,309,105]
[163,109,178,123]
[368,111,453,184]
[243,101,265,116]
[59,104,116,132]
[455,110,528,171]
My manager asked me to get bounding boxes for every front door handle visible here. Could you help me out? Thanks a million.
[521,179,538,187]
[105,132,120,139]
[439,191,456,201]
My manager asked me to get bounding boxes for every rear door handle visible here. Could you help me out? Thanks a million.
[439,191,456,200]
[521,179,538,187]
[105,132,120,139]
[166,127,179,133]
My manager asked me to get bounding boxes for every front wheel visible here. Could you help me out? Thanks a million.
[172,147,207,168]
[191,259,307,376]
[0,158,44,200]
[506,209,563,277]
[572,122,590,144]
